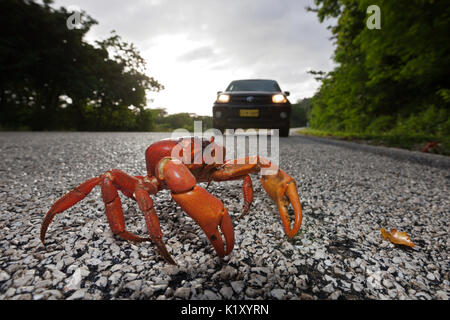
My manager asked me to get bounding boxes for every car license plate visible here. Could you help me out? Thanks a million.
[239,109,259,117]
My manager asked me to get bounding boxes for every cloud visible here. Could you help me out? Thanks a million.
[177,46,216,62]
[51,0,336,114]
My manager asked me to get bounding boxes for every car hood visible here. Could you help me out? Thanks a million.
[224,91,282,96]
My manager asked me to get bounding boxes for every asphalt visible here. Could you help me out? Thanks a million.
[0,131,448,300]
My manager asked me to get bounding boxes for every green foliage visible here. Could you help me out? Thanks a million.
[151,108,213,132]
[298,127,450,155]
[0,0,162,131]
[391,106,450,138]
[307,0,450,150]
[290,98,311,127]
[365,115,394,134]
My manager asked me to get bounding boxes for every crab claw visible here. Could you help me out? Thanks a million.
[260,169,302,238]
[171,186,234,257]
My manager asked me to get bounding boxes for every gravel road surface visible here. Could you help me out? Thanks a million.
[0,132,448,300]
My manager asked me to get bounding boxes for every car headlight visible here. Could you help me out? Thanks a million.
[272,94,287,103]
[217,94,230,103]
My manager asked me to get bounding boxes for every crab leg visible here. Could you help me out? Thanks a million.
[40,177,101,243]
[102,170,175,263]
[208,174,254,217]
[210,156,303,238]
[100,175,150,243]
[41,172,153,244]
[242,175,254,216]
[156,157,234,257]
[134,188,176,264]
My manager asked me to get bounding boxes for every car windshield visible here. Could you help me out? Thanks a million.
[226,80,281,92]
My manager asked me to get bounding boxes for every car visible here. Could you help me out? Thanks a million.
[212,79,291,137]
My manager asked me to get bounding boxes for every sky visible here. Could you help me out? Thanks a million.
[51,0,336,116]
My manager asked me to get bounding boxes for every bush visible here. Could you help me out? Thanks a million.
[391,106,449,137]
[365,116,395,134]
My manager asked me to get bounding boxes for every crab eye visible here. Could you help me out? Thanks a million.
[202,139,211,148]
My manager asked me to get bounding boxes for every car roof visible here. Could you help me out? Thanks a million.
[225,79,282,92]
[230,79,277,82]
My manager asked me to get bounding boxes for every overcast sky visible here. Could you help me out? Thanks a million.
[52,0,336,115]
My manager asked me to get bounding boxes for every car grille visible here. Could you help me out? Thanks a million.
[229,95,273,105]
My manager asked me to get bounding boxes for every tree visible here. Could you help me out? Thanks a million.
[307,0,450,138]
[0,0,162,131]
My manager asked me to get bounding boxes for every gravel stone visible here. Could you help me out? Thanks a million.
[110,264,122,272]
[125,280,142,291]
[271,289,285,300]
[245,287,258,298]
[95,277,108,288]
[0,272,11,282]
[367,271,384,290]
[65,267,89,291]
[164,287,173,297]
[216,265,238,280]
[392,257,402,264]
[124,273,138,281]
[426,273,435,281]
[230,281,245,294]
[4,288,16,298]
[35,279,53,289]
[328,290,341,300]
[220,286,233,299]
[249,273,266,287]
[314,249,326,260]
[203,290,220,300]
[435,291,448,300]
[174,287,191,299]
[353,282,364,293]
[42,290,64,299]
[416,292,432,300]
[382,279,394,289]
[322,283,334,294]
[151,284,168,293]
[300,293,314,300]
[67,289,87,300]
[12,293,32,300]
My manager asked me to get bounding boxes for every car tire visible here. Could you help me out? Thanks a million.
[279,127,290,137]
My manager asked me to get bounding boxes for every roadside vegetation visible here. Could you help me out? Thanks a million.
[302,0,450,155]
[297,128,449,155]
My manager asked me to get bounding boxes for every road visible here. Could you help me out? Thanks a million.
[0,132,448,300]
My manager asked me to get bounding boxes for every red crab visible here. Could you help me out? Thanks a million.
[41,136,303,264]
